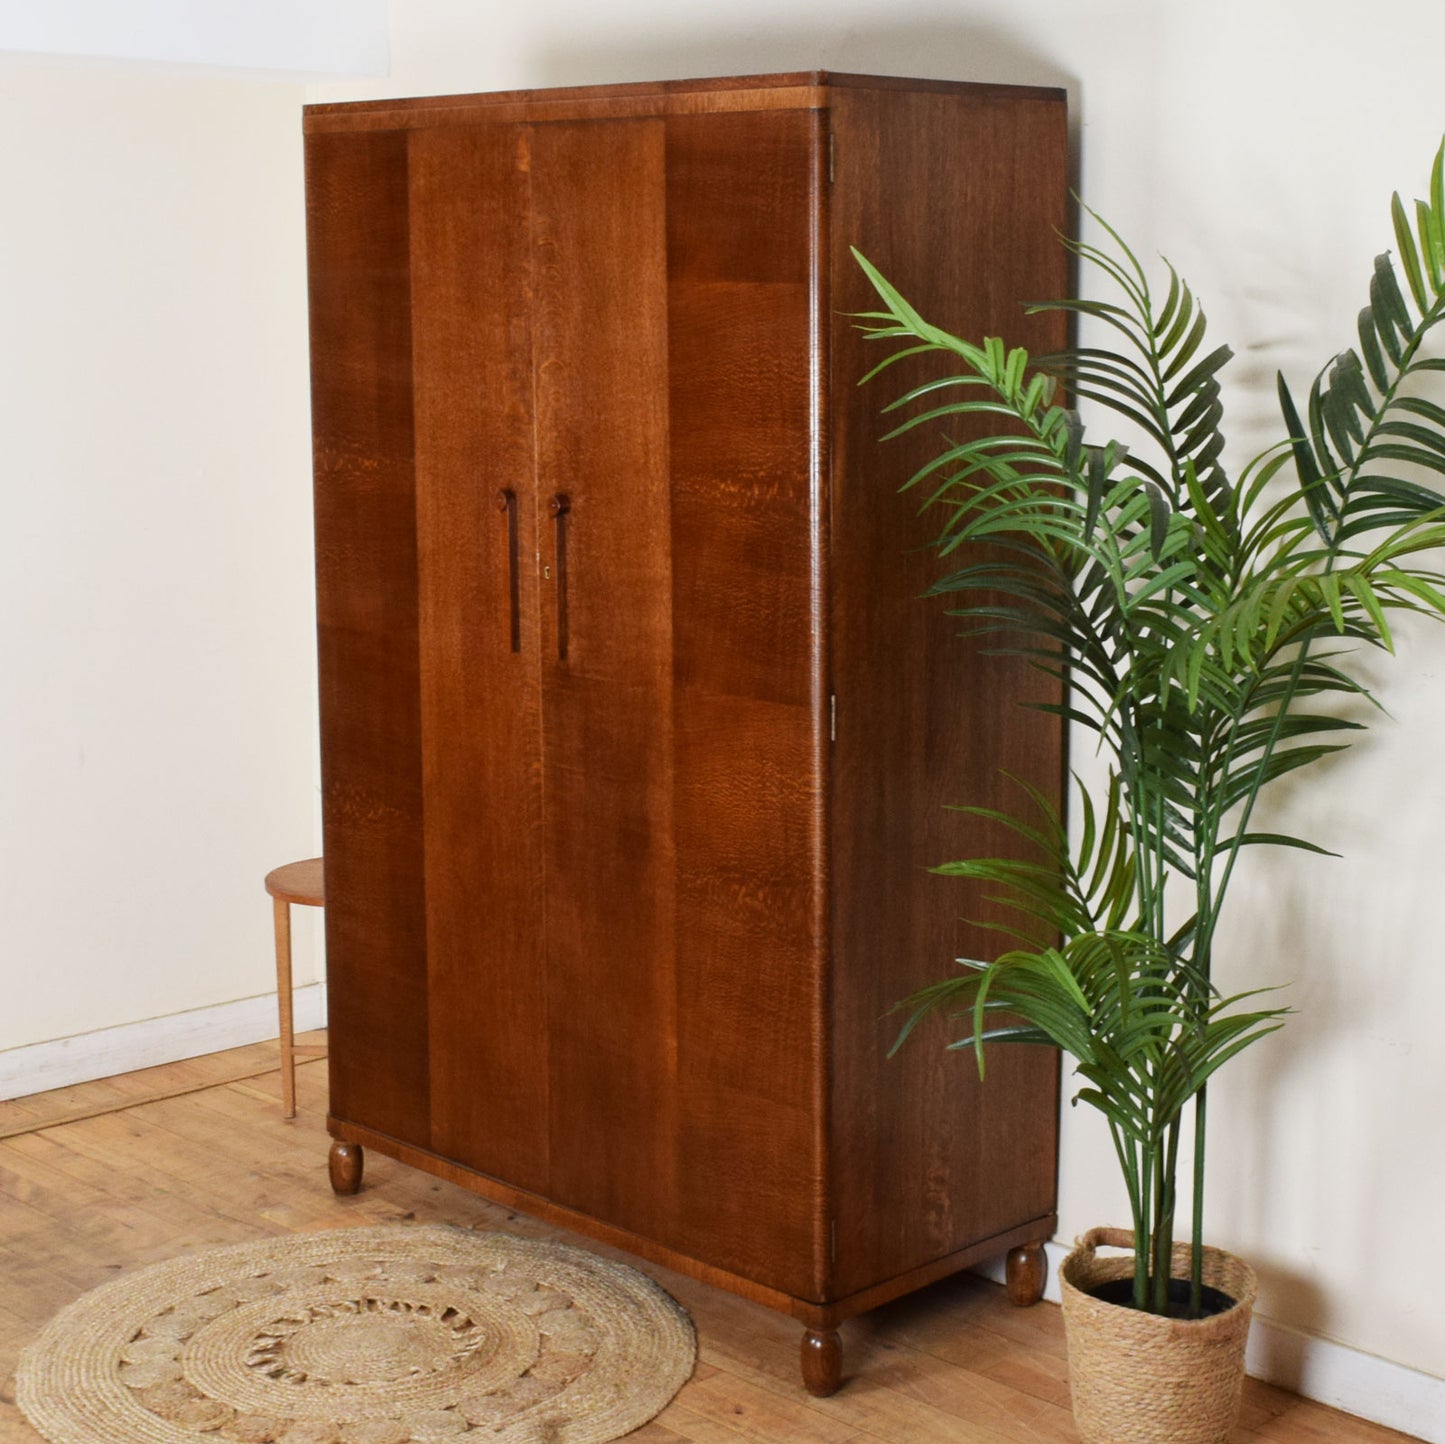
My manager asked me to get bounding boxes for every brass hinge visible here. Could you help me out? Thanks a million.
[829,694,836,742]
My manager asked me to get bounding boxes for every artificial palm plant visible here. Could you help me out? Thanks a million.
[855,142,1445,1320]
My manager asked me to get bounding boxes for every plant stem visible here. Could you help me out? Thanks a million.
[1136,1125,1153,1310]
[1191,1084,1207,1314]
[1151,1118,1180,1312]
[1112,1122,1150,1310]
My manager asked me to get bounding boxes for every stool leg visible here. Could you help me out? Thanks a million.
[273,895,297,1120]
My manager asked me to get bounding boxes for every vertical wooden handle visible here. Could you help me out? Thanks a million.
[495,488,520,653]
[549,493,571,661]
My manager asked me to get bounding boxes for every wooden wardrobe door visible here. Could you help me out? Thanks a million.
[409,126,551,1190]
[527,119,679,1240]
[306,130,431,1149]
[662,108,828,1299]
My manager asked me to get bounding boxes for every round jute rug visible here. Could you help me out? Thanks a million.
[16,1224,695,1444]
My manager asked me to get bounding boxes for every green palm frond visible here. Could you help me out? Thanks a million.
[899,928,1289,1148]
[854,140,1445,1316]
[1029,212,1234,509]
[921,771,1139,949]
[1280,141,1445,547]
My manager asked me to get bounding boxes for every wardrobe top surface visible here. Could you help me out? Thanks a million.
[303,70,1065,134]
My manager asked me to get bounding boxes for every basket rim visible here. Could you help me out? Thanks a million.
[1060,1226,1258,1325]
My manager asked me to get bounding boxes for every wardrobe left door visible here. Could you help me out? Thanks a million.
[409,123,553,1194]
[308,129,432,1149]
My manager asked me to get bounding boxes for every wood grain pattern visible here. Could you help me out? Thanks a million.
[306,74,1070,1387]
[825,82,1070,1298]
[0,1037,325,1140]
[302,71,1066,134]
[305,130,430,1152]
[330,1114,1056,1331]
[0,1050,1421,1444]
[304,85,826,134]
[801,1327,843,1397]
[262,858,323,907]
[1007,1241,1049,1306]
[528,118,680,1245]
[265,859,325,1120]
[327,1139,363,1195]
[408,123,551,1193]
[664,107,826,1301]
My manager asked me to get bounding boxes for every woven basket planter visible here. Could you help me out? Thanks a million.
[1060,1227,1257,1444]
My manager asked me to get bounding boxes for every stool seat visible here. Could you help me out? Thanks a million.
[265,857,324,908]
[267,856,326,1120]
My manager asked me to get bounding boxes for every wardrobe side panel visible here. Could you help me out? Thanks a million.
[826,86,1069,1296]
[306,130,431,1145]
[409,125,552,1192]
[665,107,829,1300]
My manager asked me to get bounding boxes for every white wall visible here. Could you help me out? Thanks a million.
[2,0,1441,1404]
[0,55,319,1048]
[311,0,1445,1385]
[0,0,388,76]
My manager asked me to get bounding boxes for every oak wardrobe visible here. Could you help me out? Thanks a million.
[304,71,1067,1395]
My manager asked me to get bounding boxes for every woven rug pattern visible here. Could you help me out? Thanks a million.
[16,1224,695,1444]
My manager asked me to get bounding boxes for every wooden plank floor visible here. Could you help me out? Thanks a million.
[0,1038,1421,1443]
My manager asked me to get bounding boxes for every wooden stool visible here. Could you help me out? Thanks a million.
[264,857,326,1119]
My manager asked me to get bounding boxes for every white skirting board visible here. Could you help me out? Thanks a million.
[977,1243,1445,1442]
[0,984,328,1102]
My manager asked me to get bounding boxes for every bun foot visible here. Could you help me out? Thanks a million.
[801,1326,842,1396]
[328,1140,364,1195]
[1006,1240,1046,1306]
